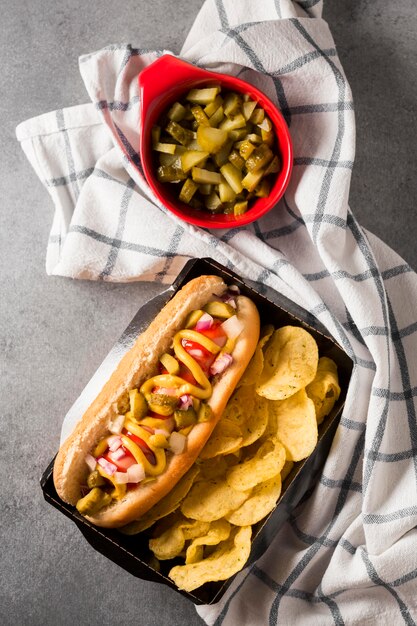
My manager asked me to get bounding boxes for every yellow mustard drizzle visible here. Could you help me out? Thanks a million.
[89,311,233,498]
[97,466,127,500]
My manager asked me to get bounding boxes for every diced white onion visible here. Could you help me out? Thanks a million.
[127,463,146,483]
[85,454,97,472]
[195,313,213,331]
[109,414,125,434]
[221,315,244,340]
[108,447,126,462]
[108,435,122,452]
[169,431,186,455]
[210,352,233,376]
[97,457,117,476]
[179,394,193,410]
[113,471,130,484]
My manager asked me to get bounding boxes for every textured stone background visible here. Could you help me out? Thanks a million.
[1,2,416,624]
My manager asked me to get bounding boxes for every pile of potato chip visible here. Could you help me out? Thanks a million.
[121,325,341,592]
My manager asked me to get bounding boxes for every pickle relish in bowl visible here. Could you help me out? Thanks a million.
[138,55,293,228]
[153,85,281,218]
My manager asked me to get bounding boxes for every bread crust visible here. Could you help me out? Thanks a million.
[53,275,260,528]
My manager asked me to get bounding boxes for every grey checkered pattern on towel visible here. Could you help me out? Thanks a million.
[16,0,417,624]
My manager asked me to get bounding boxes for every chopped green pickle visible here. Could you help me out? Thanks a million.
[148,393,178,416]
[208,105,225,128]
[76,488,112,516]
[196,126,228,154]
[181,150,209,173]
[157,165,186,183]
[192,167,222,185]
[205,191,223,212]
[167,102,187,122]
[174,407,198,429]
[198,403,213,422]
[185,309,204,328]
[129,389,148,420]
[234,200,248,216]
[151,84,281,217]
[203,301,235,319]
[186,87,221,105]
[179,178,199,204]
[191,105,210,127]
[166,121,194,146]
[87,470,106,489]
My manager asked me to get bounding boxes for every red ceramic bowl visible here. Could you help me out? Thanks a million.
[138,55,293,229]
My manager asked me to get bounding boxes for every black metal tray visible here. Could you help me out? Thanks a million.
[41,257,353,605]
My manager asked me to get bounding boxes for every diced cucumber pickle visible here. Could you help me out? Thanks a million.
[220,163,243,194]
[223,92,242,118]
[167,102,187,122]
[154,142,177,155]
[208,105,225,128]
[181,150,209,173]
[205,191,223,212]
[228,150,245,171]
[186,87,221,105]
[234,200,248,216]
[157,165,187,183]
[152,84,281,216]
[204,95,223,117]
[245,144,274,173]
[239,140,256,160]
[242,168,265,192]
[219,181,237,203]
[179,178,199,204]
[191,105,210,127]
[192,167,223,185]
[166,121,194,146]
[242,100,257,121]
[250,108,265,124]
[219,113,246,132]
[196,126,228,154]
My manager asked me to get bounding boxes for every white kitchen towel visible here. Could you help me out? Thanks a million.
[16,0,417,624]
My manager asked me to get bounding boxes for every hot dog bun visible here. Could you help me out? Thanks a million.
[53,275,260,528]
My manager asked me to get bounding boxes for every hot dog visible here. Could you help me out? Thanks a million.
[53,275,260,528]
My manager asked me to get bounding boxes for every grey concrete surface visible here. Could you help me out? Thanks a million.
[1,1,416,625]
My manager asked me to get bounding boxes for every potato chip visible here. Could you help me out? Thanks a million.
[181,479,250,521]
[199,419,243,459]
[120,466,200,535]
[269,388,317,461]
[226,474,282,526]
[185,519,231,564]
[240,394,269,447]
[306,356,341,424]
[256,326,318,400]
[196,456,228,481]
[259,324,275,349]
[149,516,210,560]
[222,385,256,425]
[226,438,286,492]
[169,526,252,592]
